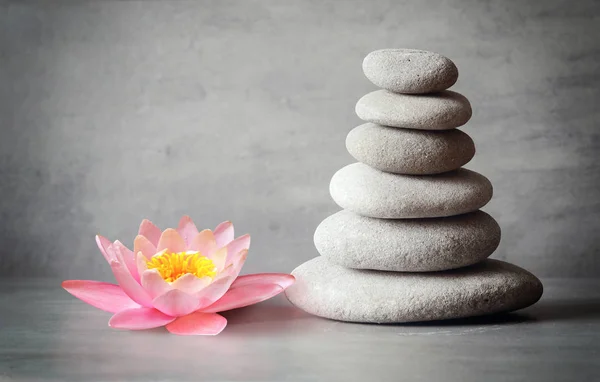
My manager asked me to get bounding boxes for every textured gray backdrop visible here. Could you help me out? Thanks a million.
[1,0,599,279]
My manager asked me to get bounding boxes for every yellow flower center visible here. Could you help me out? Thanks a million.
[146,252,217,282]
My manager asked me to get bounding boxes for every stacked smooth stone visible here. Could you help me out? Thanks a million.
[286,49,543,323]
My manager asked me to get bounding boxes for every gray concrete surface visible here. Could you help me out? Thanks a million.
[0,278,599,381]
[1,0,599,279]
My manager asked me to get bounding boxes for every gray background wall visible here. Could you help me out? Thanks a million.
[1,0,599,280]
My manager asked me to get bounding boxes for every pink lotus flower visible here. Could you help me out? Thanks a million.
[62,216,294,335]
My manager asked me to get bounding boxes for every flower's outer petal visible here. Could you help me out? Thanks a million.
[96,235,116,263]
[157,228,186,253]
[201,283,284,313]
[109,307,175,330]
[166,312,227,336]
[170,274,212,295]
[134,235,157,260]
[189,229,217,257]
[62,280,140,313]
[152,289,199,317]
[225,234,250,265]
[226,250,248,280]
[138,219,162,247]
[110,260,153,307]
[214,221,234,248]
[177,216,199,248]
[136,252,148,277]
[209,247,227,272]
[141,269,173,299]
[230,273,296,290]
[195,276,235,310]
[213,250,247,283]
[113,241,139,283]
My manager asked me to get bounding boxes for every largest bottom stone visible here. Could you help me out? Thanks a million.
[285,257,543,323]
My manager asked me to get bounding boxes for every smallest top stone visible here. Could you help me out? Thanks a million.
[363,49,459,94]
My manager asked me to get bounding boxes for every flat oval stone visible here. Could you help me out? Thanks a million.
[355,90,472,130]
[346,123,475,174]
[314,210,500,272]
[329,163,492,218]
[285,257,543,323]
[363,49,459,94]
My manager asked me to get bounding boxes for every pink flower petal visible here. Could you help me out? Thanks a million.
[195,276,235,310]
[201,283,284,313]
[136,252,148,277]
[110,260,153,308]
[231,273,295,290]
[213,250,247,282]
[95,235,116,263]
[109,307,175,330]
[165,312,227,336]
[137,249,166,277]
[170,273,212,295]
[225,234,251,264]
[177,215,199,248]
[138,219,162,246]
[214,221,234,248]
[226,249,248,279]
[134,235,157,260]
[156,228,186,253]
[141,269,172,299]
[152,289,200,317]
[209,247,227,272]
[113,240,139,283]
[62,280,140,313]
[189,229,217,257]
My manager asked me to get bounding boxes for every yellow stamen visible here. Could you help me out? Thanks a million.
[146,251,216,282]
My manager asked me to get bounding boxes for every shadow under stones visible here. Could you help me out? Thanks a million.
[396,312,536,327]
[524,298,600,322]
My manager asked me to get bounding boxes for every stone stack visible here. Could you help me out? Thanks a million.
[286,49,543,323]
